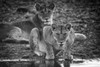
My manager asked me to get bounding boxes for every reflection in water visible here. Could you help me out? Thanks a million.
[0,60,70,67]
[56,60,70,67]
[0,62,9,67]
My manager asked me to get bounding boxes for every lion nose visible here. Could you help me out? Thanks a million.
[45,17,49,20]
[59,42,63,47]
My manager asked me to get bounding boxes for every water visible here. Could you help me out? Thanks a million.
[0,60,70,67]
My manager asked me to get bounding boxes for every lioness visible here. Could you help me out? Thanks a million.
[30,23,86,59]
[0,2,55,41]
[11,2,55,39]
[44,24,87,60]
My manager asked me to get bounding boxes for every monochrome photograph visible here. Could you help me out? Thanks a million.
[0,0,100,67]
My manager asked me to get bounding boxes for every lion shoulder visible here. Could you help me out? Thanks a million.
[43,26,56,44]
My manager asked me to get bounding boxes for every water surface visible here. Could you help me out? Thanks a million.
[0,60,70,67]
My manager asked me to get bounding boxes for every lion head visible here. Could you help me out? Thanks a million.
[35,2,55,24]
[51,23,72,47]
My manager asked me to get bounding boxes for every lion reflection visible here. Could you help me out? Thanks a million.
[0,60,70,67]
[29,60,70,67]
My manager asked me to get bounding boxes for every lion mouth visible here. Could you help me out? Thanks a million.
[45,20,50,23]
[43,20,50,24]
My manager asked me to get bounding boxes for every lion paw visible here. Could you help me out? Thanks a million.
[34,51,46,57]
[64,55,73,61]
[46,54,55,60]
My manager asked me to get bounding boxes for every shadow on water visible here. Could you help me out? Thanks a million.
[0,60,70,67]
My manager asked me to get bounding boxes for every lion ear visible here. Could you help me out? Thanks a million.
[48,3,55,10]
[52,24,56,30]
[65,24,71,30]
[35,3,42,11]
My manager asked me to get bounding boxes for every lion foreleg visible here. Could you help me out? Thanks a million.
[29,28,45,57]
[45,43,55,59]
[43,26,55,59]
[62,41,73,60]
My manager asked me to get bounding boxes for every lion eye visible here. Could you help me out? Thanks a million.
[56,33,59,35]
[52,24,57,30]
[52,27,56,30]
[41,10,44,13]
[63,33,66,35]
[47,10,51,13]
